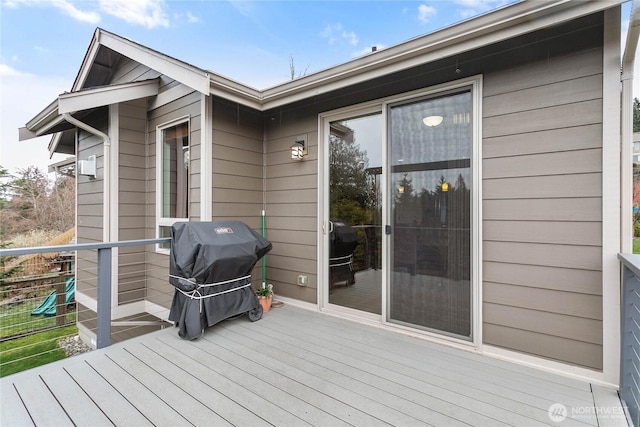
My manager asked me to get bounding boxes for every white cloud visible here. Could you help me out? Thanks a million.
[0,64,70,175]
[418,4,437,23]
[321,23,360,47]
[99,0,169,29]
[186,10,199,24]
[321,23,342,45]
[2,0,100,24]
[0,63,24,77]
[342,30,359,46]
[50,0,100,24]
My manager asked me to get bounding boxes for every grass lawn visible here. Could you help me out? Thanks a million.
[634,239,640,254]
[0,324,77,377]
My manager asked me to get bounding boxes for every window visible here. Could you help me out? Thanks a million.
[157,118,189,251]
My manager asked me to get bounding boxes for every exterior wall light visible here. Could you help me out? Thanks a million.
[291,139,306,160]
[422,115,443,127]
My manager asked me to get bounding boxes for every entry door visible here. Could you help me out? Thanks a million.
[327,113,383,314]
[387,90,473,339]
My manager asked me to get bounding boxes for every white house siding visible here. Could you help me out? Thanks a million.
[264,112,318,303]
[145,90,201,310]
[481,46,604,370]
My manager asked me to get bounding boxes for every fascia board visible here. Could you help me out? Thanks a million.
[19,114,67,141]
[58,78,159,114]
[72,28,102,92]
[25,98,59,131]
[623,0,640,75]
[255,0,623,110]
[98,30,210,94]
[209,74,263,110]
[48,132,62,156]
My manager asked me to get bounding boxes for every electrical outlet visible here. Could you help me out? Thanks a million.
[297,275,308,286]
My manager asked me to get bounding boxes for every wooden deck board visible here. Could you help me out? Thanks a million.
[0,305,627,427]
[38,367,114,427]
[230,309,595,426]
[0,381,35,427]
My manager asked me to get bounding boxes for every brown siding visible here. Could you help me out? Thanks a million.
[209,98,266,285]
[145,90,201,309]
[118,99,147,305]
[264,111,318,303]
[76,110,107,325]
[481,46,604,370]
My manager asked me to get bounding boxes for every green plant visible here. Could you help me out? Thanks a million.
[635,221,640,238]
[255,283,273,297]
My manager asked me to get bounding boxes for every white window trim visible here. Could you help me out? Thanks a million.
[156,115,190,253]
[317,75,483,350]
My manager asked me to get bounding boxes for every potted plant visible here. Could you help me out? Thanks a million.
[255,283,273,313]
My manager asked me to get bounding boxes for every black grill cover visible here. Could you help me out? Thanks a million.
[168,221,272,339]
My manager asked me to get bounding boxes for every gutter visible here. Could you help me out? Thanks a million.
[61,113,112,243]
[621,0,640,253]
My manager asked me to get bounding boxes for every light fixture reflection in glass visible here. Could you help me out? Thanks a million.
[422,115,444,127]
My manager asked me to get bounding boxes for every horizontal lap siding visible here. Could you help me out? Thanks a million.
[211,98,263,229]
[118,99,147,305]
[146,90,201,309]
[76,111,107,320]
[482,46,604,370]
[265,113,318,303]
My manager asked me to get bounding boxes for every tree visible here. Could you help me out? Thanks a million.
[289,54,310,80]
[634,97,640,132]
[329,132,371,224]
[0,166,75,239]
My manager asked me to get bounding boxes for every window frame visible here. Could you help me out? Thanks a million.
[156,116,190,253]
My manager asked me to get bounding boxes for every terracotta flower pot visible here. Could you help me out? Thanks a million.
[257,295,272,313]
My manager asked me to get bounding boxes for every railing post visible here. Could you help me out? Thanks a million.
[96,247,112,349]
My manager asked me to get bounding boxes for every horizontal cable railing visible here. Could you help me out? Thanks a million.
[0,238,171,377]
[619,253,640,427]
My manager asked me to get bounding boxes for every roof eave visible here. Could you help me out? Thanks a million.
[249,0,623,110]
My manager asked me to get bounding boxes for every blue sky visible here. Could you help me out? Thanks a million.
[0,0,634,175]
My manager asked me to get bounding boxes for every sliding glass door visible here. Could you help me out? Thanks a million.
[323,84,475,341]
[327,113,382,314]
[388,90,472,339]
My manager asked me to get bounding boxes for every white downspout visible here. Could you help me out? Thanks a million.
[62,113,111,242]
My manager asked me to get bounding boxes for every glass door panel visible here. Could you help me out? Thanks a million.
[328,113,382,314]
[388,91,472,339]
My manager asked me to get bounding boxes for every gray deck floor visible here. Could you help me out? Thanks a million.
[1,305,627,426]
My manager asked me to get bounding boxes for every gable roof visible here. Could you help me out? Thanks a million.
[20,0,632,152]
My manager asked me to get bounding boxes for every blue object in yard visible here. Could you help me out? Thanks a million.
[31,277,75,317]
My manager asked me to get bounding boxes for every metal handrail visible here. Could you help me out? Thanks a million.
[1,238,171,349]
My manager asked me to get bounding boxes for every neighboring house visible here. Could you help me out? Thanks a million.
[19,0,639,388]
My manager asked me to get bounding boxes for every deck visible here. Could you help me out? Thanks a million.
[1,304,627,426]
